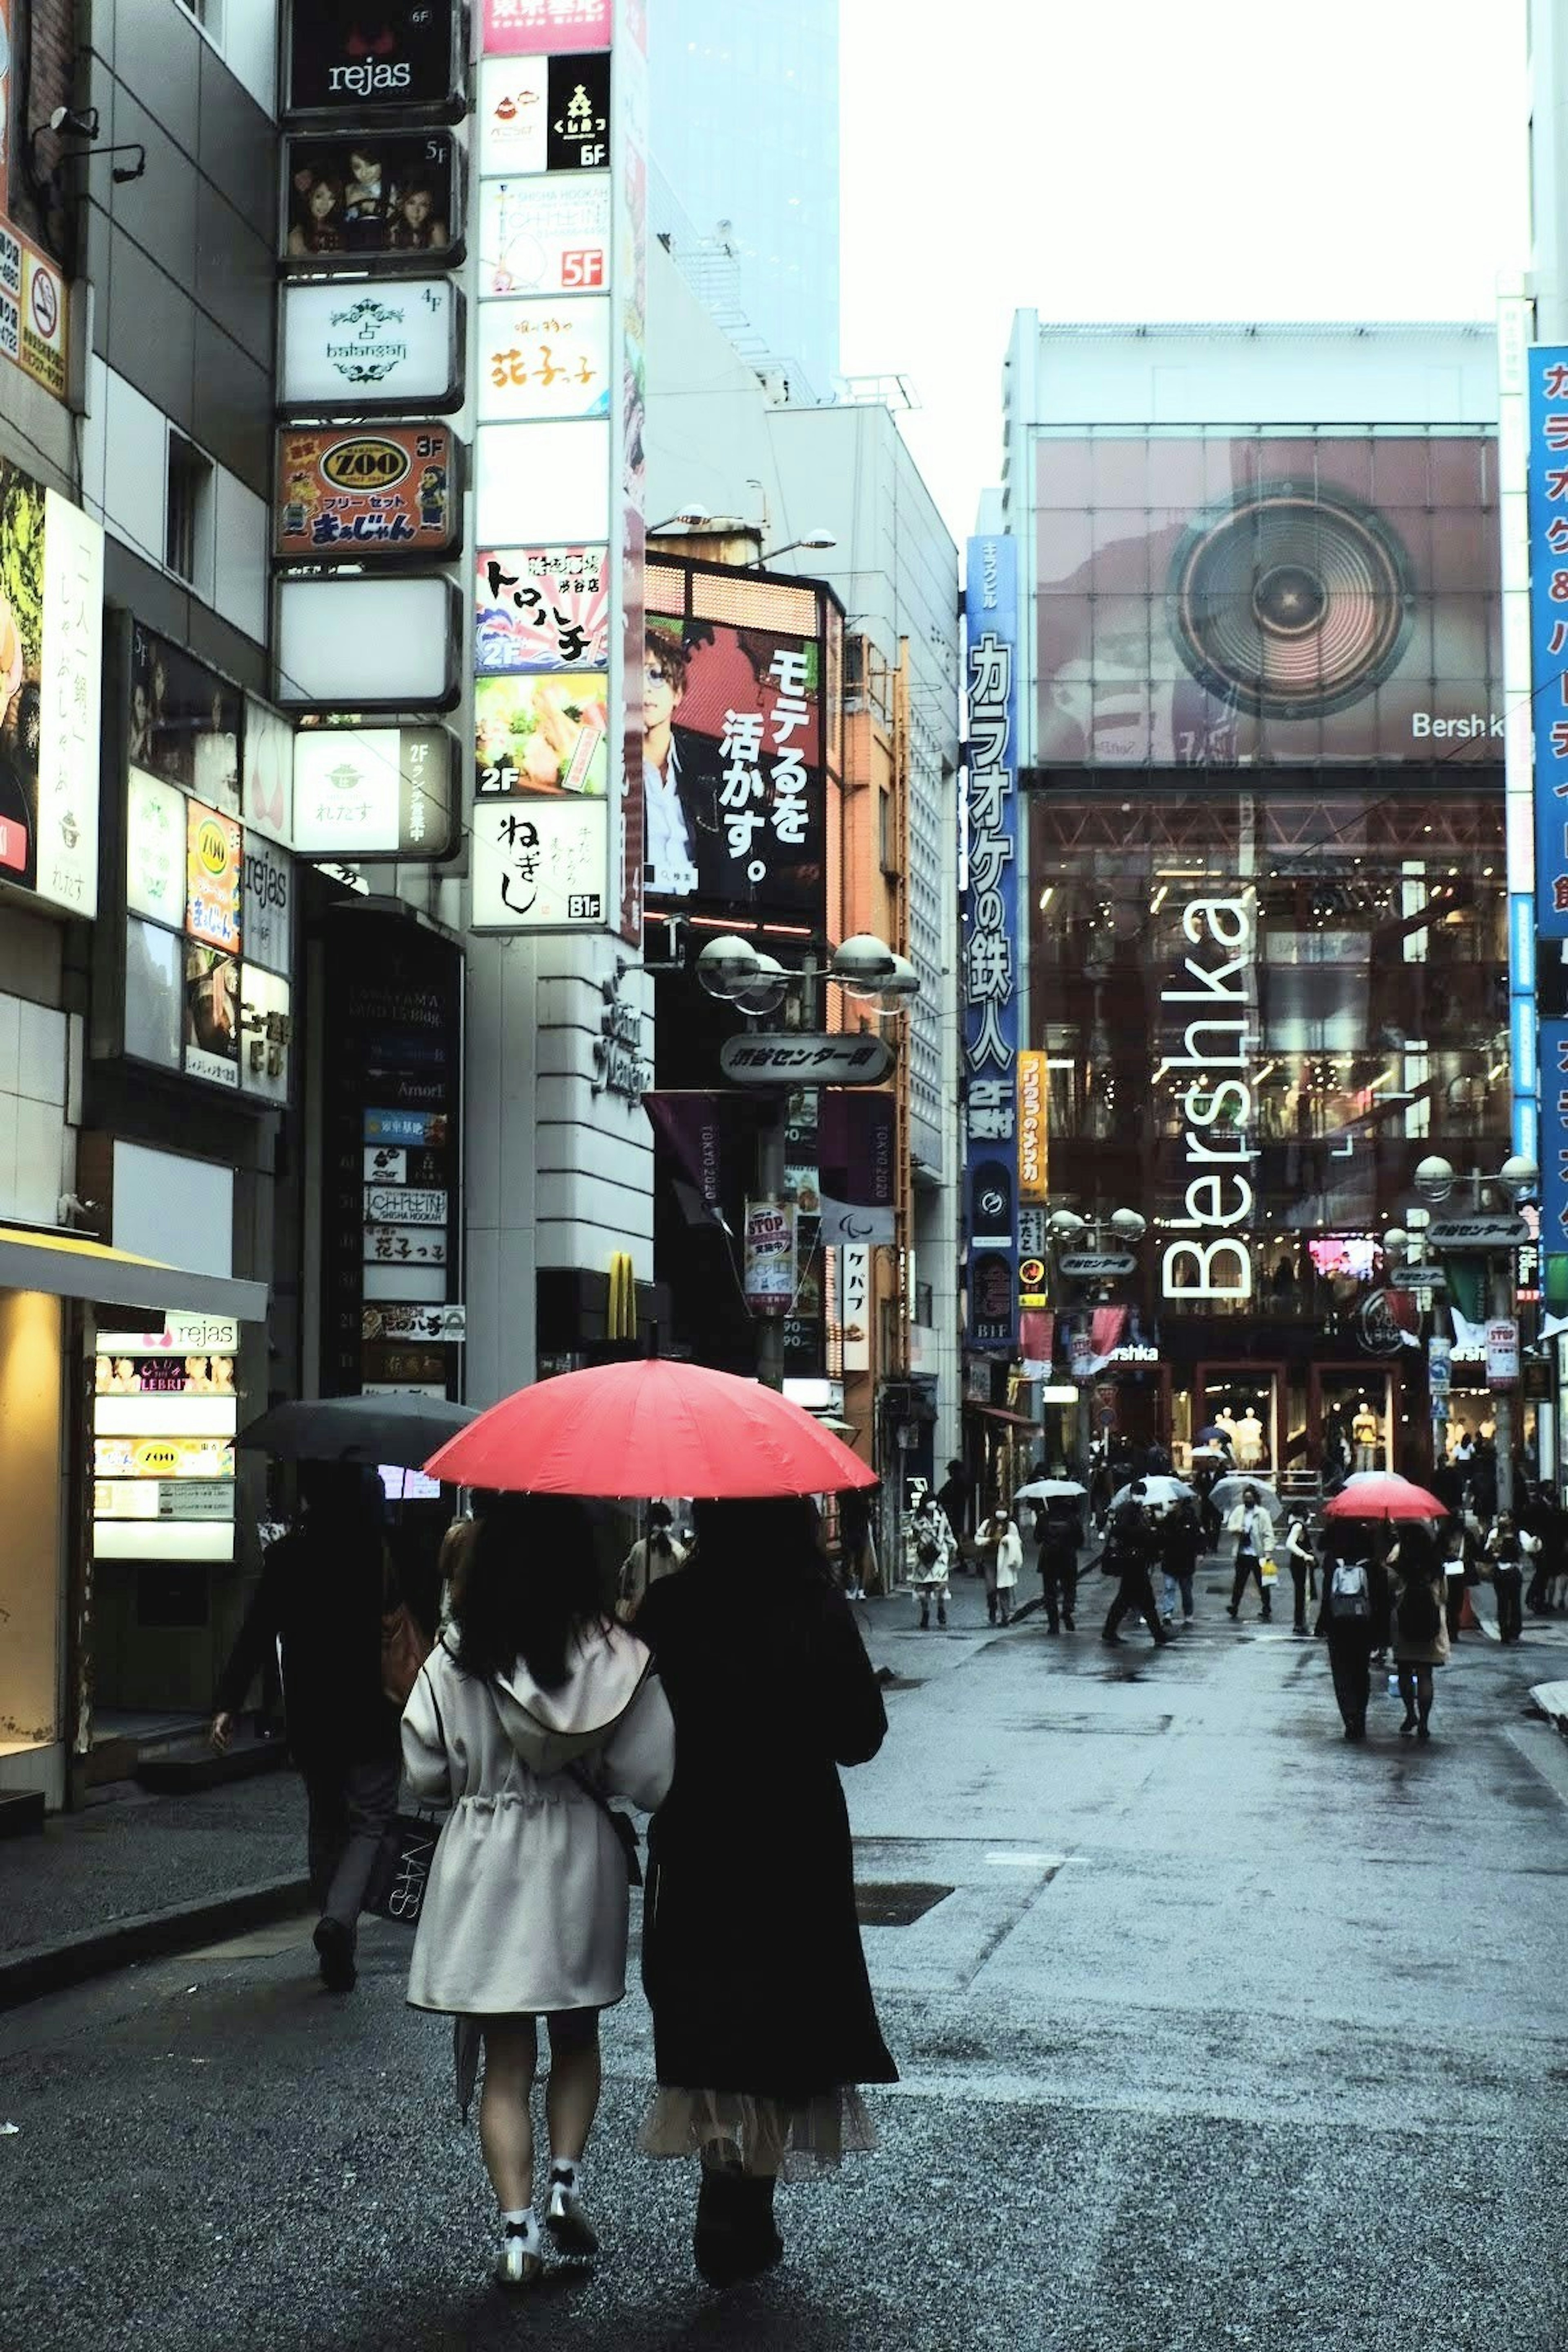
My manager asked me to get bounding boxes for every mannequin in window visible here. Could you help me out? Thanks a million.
[1213,1411,1239,1463]
[1234,1408,1266,1471]
[1352,1396,1380,1472]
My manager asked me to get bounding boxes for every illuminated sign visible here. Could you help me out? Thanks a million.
[1017,1050,1047,1203]
[479,176,611,299]
[478,293,612,423]
[1158,896,1258,1303]
[274,424,459,559]
[291,725,456,859]
[280,279,463,415]
[471,796,608,930]
[477,54,611,174]
[274,576,460,710]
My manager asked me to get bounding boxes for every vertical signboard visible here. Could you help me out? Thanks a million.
[1529,346,1568,940]
[963,535,1020,1350]
[469,0,643,939]
[1541,1018,1568,1273]
[1017,1048,1047,1205]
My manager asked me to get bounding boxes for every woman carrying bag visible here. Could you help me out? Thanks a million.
[1225,1487,1276,1622]
[401,1493,675,2289]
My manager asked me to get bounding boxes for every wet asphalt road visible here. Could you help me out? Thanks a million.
[3,1570,1567,2352]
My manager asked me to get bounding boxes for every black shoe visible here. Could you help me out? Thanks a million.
[1417,1721,1431,1742]
[1047,1619,1060,1634]
[313,1916,356,1993]
[1062,1616,1076,1631]
[694,2170,782,2289]
[1153,1635,1172,1648]
[1101,1630,1122,1646]
[1399,1718,1417,1739]
[1225,1605,1238,1619]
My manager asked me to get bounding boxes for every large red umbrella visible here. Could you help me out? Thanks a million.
[423,1357,876,1499]
[1323,1473,1448,1521]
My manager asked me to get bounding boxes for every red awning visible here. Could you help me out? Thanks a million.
[966,1403,1038,1427]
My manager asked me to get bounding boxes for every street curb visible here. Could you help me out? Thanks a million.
[0,1875,312,2015]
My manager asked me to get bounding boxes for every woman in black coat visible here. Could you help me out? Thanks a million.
[634,1497,898,2288]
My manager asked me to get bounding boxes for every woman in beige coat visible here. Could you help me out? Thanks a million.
[403,1494,675,2288]
[1387,1524,1450,1742]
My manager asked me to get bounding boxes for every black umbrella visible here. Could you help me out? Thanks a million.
[238,1392,478,1469]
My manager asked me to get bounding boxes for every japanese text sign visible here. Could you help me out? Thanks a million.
[476,545,611,673]
[483,0,613,53]
[1531,347,1568,940]
[1017,1049,1048,1204]
[275,425,459,559]
[964,535,1020,1350]
[1539,1017,1568,1261]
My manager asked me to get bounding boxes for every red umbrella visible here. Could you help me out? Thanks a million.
[1323,1473,1448,1521]
[423,1357,876,1499]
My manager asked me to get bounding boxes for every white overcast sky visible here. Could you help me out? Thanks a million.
[839,0,1531,540]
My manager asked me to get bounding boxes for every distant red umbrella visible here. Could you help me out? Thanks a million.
[1323,1473,1448,1521]
[423,1356,876,1500]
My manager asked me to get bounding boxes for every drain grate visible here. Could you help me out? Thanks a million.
[855,1880,953,1928]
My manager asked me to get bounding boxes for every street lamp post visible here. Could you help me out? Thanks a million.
[1408,1151,1539,1518]
[1046,1204,1147,1478]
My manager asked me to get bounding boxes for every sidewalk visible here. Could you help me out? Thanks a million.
[0,1768,309,2011]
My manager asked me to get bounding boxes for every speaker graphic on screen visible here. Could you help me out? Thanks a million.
[1167,483,1414,719]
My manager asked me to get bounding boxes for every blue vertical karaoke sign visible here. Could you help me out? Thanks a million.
[1528,346,1568,939]
[962,535,1020,1350]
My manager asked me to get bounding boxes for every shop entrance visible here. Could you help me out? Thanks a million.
[1312,1365,1397,1477]
[1194,1365,1284,1479]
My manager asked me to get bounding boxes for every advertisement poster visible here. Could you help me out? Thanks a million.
[476,545,611,672]
[477,292,612,423]
[1033,434,1501,768]
[292,724,455,858]
[474,671,608,795]
[242,695,294,840]
[642,609,824,923]
[126,768,185,925]
[482,0,614,58]
[479,176,610,299]
[0,465,105,910]
[744,1199,796,1318]
[184,946,240,1088]
[1529,349,1568,937]
[477,54,610,176]
[275,424,458,557]
[286,0,458,116]
[963,533,1020,1350]
[130,623,242,809]
[185,801,242,952]
[285,131,458,266]
[471,795,608,929]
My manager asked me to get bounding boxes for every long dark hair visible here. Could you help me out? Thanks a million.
[1391,1522,1440,1582]
[690,1497,828,1584]
[647,1499,675,1566]
[451,1494,607,1689]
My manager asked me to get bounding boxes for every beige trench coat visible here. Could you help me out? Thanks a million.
[401,1625,675,2017]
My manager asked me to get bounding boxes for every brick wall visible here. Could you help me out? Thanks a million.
[7,0,80,259]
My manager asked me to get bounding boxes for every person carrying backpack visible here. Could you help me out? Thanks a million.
[1315,1537,1382,1742]
[1035,1497,1082,1633]
[1387,1526,1449,1742]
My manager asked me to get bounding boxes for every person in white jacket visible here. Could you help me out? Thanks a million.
[402,1494,675,2290]
[1225,1488,1277,1622]
[975,1503,1023,1626]
[904,1492,955,1628]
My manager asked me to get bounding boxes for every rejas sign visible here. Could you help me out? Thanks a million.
[286,0,461,119]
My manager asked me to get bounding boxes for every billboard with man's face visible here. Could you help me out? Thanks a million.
[641,558,834,931]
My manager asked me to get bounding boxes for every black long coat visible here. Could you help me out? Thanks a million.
[635,1559,898,2103]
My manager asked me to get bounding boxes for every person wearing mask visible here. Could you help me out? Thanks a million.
[1035,1496,1082,1634]
[975,1501,1023,1627]
[1387,1525,1450,1742]
[212,1465,417,1994]
[401,1495,675,2289]
[1158,1500,1202,1629]
[617,1502,687,1624]
[1316,1536,1384,1741]
[1484,1511,1536,1644]
[905,1491,955,1629]
[635,1499,897,2289]
[1225,1486,1276,1623]
[1283,1510,1318,1637]
[1101,1491,1171,1649]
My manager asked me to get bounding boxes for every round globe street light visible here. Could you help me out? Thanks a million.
[1383,1226,1409,1258]
[695,934,764,999]
[829,933,899,996]
[1413,1155,1457,1205]
[1047,1209,1087,1242]
[730,950,788,1018]
[875,952,921,1000]
[1499,1154,1540,1201]
[1108,1207,1147,1243]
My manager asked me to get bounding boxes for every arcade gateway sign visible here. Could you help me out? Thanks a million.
[1159,896,1257,1303]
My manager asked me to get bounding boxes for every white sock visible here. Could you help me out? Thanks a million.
[548,2156,581,2192]
[501,2206,539,2241]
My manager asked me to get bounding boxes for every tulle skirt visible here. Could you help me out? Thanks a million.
[637,2085,879,2179]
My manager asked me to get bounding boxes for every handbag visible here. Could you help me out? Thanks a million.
[567,1760,644,1886]
[381,1549,432,1706]
[1259,1557,1279,1585]
[363,1808,443,1926]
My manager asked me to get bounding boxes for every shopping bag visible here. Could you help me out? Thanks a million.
[1260,1557,1279,1586]
[363,1809,443,1927]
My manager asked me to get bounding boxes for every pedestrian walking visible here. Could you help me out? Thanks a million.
[905,1492,954,1628]
[1484,1511,1536,1643]
[1387,1526,1449,1742]
[975,1501,1023,1626]
[935,1457,972,1553]
[1225,1486,1276,1621]
[634,1499,898,2289]
[400,1494,676,2290]
[1316,1538,1383,1741]
[1101,1491,1171,1649]
[1283,1509,1317,1635]
[1035,1496,1082,1633]
[616,1502,687,1624]
[1440,1519,1469,1643]
[837,1481,879,1599]
[1158,1501,1201,1627]
[211,1464,421,1994]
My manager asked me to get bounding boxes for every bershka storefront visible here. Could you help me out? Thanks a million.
[1028,786,1509,1479]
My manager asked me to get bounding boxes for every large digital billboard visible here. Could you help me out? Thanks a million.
[641,556,833,931]
[1032,433,1500,768]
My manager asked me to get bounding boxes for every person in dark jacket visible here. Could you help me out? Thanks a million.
[211,1463,410,1992]
[935,1458,971,1552]
[1158,1502,1202,1627]
[1035,1497,1081,1633]
[1101,1492,1170,1649]
[1315,1533,1388,1741]
[634,1499,898,2290]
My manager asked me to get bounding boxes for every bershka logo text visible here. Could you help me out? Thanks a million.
[327,62,413,96]
[1411,711,1502,739]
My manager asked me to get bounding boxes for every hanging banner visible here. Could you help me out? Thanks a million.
[963,534,1020,1350]
[817,1089,896,1244]
[644,1091,727,1228]
[1529,346,1568,938]
[840,1243,871,1371]
[1017,1049,1048,1204]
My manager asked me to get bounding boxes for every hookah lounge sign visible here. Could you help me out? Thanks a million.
[1158,894,1258,1303]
